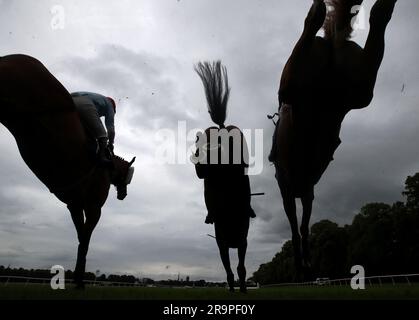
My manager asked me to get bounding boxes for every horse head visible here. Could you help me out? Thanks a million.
[111,155,136,200]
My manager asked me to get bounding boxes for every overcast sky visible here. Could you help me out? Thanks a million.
[0,0,418,282]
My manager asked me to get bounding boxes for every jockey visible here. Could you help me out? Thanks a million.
[71,91,116,165]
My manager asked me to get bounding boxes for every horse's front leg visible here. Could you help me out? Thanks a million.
[301,189,314,274]
[237,241,248,293]
[304,0,327,37]
[370,0,397,31]
[74,205,102,289]
[278,177,302,276]
[67,204,85,288]
[216,239,234,292]
[280,0,326,101]
[361,0,397,101]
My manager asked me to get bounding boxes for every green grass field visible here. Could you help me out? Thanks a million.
[0,284,419,300]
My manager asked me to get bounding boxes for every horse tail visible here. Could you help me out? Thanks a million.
[194,61,230,129]
[323,0,363,40]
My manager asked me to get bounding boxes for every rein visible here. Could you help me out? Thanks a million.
[267,112,279,126]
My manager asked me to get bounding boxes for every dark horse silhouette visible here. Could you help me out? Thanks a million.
[193,61,256,293]
[0,54,135,288]
[269,0,397,279]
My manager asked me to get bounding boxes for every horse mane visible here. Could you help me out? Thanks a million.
[112,154,129,166]
[194,61,231,128]
[323,0,363,40]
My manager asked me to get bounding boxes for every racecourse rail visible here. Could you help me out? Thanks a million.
[260,273,419,288]
[1,274,419,288]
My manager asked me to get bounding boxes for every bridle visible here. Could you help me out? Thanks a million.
[267,112,279,126]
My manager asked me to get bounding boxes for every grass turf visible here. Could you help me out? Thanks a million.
[0,284,418,300]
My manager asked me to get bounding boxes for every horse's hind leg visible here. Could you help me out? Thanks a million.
[217,241,235,292]
[68,204,84,239]
[237,242,248,293]
[74,205,102,289]
[280,189,302,276]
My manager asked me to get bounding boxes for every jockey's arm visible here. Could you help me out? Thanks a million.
[105,109,115,145]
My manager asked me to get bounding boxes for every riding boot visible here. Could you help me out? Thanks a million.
[97,137,112,166]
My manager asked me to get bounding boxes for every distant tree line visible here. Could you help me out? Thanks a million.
[0,266,137,284]
[251,173,419,285]
[0,266,223,287]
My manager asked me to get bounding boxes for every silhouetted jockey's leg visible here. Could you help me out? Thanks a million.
[97,137,110,164]
[72,96,111,165]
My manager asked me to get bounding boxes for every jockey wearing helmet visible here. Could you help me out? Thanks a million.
[71,91,116,165]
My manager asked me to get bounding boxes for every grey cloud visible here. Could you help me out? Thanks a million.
[58,45,198,130]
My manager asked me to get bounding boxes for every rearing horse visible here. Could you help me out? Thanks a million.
[0,54,136,288]
[269,0,397,278]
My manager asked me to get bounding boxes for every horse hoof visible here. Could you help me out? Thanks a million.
[240,286,247,294]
